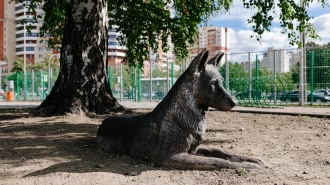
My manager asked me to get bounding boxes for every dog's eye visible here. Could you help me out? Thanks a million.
[211,80,218,85]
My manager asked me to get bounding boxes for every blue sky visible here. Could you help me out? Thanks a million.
[208,1,330,55]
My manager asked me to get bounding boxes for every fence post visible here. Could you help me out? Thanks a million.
[120,62,123,102]
[16,72,19,100]
[32,70,34,101]
[138,65,141,102]
[248,52,251,100]
[109,65,112,89]
[299,46,305,106]
[171,62,174,87]
[273,50,277,101]
[310,50,315,104]
[149,59,153,102]
[166,58,169,94]
[41,69,44,100]
[255,54,259,101]
[225,53,229,90]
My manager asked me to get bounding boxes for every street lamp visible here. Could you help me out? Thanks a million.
[48,54,60,92]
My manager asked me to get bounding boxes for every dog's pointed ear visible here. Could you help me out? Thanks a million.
[187,49,208,74]
[207,52,224,67]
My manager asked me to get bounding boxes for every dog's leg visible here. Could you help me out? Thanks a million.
[194,146,262,165]
[163,153,260,170]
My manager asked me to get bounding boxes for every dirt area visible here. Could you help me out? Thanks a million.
[0,108,329,185]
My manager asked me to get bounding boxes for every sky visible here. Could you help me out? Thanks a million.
[208,0,330,57]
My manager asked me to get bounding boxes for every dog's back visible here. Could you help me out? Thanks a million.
[97,112,163,160]
[97,114,145,154]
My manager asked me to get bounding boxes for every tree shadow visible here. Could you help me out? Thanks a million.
[0,112,162,178]
[0,108,35,121]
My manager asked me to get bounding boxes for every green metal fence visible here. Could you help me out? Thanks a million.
[222,47,330,107]
[107,59,181,102]
[1,69,59,101]
[1,47,330,106]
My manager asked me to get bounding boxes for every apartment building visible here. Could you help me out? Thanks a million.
[0,0,59,78]
[108,26,126,66]
[0,0,15,76]
[240,48,299,73]
[188,26,230,67]
[260,47,291,73]
[16,1,60,65]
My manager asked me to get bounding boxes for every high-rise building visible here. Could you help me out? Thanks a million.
[1,0,15,76]
[188,26,230,66]
[108,26,126,66]
[260,48,291,73]
[0,0,59,79]
[15,1,59,66]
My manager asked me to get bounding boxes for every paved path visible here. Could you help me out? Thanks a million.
[1,101,330,117]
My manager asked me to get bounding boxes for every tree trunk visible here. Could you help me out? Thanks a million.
[32,0,127,116]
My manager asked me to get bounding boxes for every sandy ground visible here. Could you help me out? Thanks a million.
[0,108,329,185]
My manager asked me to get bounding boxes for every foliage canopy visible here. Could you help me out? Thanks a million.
[13,0,328,67]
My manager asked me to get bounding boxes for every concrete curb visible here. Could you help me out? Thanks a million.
[1,101,329,118]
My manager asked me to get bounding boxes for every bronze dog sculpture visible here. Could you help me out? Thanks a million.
[97,49,262,170]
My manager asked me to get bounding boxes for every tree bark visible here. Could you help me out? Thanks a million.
[32,0,127,116]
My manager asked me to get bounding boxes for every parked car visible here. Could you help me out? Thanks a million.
[267,91,287,100]
[236,90,263,100]
[282,90,311,102]
[282,89,330,102]
[310,89,330,102]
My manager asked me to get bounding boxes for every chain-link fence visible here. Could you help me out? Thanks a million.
[0,59,184,102]
[1,47,329,106]
[221,47,330,107]
[1,69,59,101]
[108,58,183,102]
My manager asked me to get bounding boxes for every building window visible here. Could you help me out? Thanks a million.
[109,35,116,40]
[39,55,43,58]
[46,47,51,51]
[108,42,117,46]
[39,48,43,51]
[26,33,38,37]
[26,47,35,51]
[29,55,33,59]
[110,56,114,60]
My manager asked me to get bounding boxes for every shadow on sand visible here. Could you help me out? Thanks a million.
[0,110,164,178]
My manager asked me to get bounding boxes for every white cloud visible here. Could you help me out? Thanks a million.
[310,13,330,44]
[306,0,328,10]
[208,1,330,60]
[229,27,293,51]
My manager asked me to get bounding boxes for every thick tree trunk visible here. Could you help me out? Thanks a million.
[32,0,127,116]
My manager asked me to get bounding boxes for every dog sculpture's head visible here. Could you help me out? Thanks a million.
[187,49,236,111]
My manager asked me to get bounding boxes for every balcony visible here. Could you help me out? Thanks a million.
[108,45,127,50]
[107,51,126,57]
[16,37,38,42]
[15,43,37,49]
[16,50,35,55]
